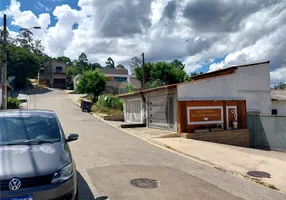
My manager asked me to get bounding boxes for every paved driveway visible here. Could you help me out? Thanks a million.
[28,89,286,200]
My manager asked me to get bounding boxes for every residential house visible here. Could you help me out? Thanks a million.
[39,60,67,89]
[98,66,140,94]
[119,61,271,147]
[271,90,286,115]
[73,66,141,94]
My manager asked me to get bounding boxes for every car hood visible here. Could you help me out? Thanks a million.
[0,142,72,180]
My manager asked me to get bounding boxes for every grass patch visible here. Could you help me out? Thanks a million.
[91,104,122,116]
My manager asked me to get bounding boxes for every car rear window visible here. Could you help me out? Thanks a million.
[0,114,61,144]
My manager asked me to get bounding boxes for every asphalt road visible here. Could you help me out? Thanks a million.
[28,89,286,200]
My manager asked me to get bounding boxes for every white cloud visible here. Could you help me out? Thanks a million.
[0,0,285,84]
[1,0,50,40]
[270,67,286,86]
[35,2,52,12]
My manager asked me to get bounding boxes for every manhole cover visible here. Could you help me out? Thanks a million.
[247,171,271,178]
[130,178,159,189]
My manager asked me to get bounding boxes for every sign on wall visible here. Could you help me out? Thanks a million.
[187,106,223,125]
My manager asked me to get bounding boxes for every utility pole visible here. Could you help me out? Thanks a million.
[1,14,7,110]
[141,53,146,90]
[141,53,147,125]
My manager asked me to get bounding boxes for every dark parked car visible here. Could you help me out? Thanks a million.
[0,110,79,200]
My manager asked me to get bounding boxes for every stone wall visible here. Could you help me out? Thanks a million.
[180,129,249,147]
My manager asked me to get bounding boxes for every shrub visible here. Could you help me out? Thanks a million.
[96,95,123,111]
[7,97,20,109]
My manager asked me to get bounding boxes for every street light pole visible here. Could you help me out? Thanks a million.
[1,14,7,110]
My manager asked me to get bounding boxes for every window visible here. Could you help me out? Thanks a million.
[114,77,127,82]
[272,109,278,115]
[55,66,63,73]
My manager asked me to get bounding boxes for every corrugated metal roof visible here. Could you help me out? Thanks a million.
[271,90,286,101]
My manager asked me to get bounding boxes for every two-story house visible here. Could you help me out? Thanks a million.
[98,66,140,94]
[39,60,67,89]
[73,65,141,94]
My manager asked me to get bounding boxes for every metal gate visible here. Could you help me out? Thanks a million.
[247,114,286,151]
[148,95,174,130]
[126,98,142,123]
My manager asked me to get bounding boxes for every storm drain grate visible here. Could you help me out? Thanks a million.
[247,171,271,178]
[130,178,159,189]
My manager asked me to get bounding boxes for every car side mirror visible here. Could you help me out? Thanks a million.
[66,133,79,142]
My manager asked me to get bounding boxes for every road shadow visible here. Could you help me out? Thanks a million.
[77,172,95,200]
[26,87,53,95]
[78,172,110,200]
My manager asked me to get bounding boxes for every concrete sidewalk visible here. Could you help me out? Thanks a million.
[152,137,286,192]
[102,118,286,193]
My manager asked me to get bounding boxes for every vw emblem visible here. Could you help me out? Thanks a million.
[9,178,21,190]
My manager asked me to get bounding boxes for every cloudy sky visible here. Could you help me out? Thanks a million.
[0,0,285,85]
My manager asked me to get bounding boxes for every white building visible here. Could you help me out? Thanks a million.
[178,61,271,115]
[119,61,271,132]
[271,90,286,115]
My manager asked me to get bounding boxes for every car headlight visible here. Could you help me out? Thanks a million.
[51,163,73,184]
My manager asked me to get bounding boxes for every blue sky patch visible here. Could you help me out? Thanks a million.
[1,0,81,30]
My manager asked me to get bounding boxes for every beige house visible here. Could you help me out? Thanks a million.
[98,66,140,95]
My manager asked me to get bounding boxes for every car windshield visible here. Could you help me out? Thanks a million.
[0,113,61,145]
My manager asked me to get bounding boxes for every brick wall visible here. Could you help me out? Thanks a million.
[180,129,249,147]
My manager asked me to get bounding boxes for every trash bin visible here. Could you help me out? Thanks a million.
[81,100,92,112]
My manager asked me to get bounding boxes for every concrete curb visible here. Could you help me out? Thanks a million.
[68,95,281,192]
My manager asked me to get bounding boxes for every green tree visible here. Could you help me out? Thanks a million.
[116,64,125,70]
[130,56,141,74]
[6,45,40,89]
[89,63,102,70]
[78,53,88,73]
[189,71,204,80]
[32,39,45,56]
[15,28,34,49]
[78,52,88,64]
[135,62,152,89]
[39,54,51,64]
[57,56,72,66]
[135,60,189,89]
[124,83,135,93]
[274,82,286,90]
[76,70,107,102]
[0,27,9,44]
[171,59,185,69]
[106,57,115,68]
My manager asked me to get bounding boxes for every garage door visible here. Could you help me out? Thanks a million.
[148,95,174,130]
[53,78,66,89]
[126,98,142,123]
